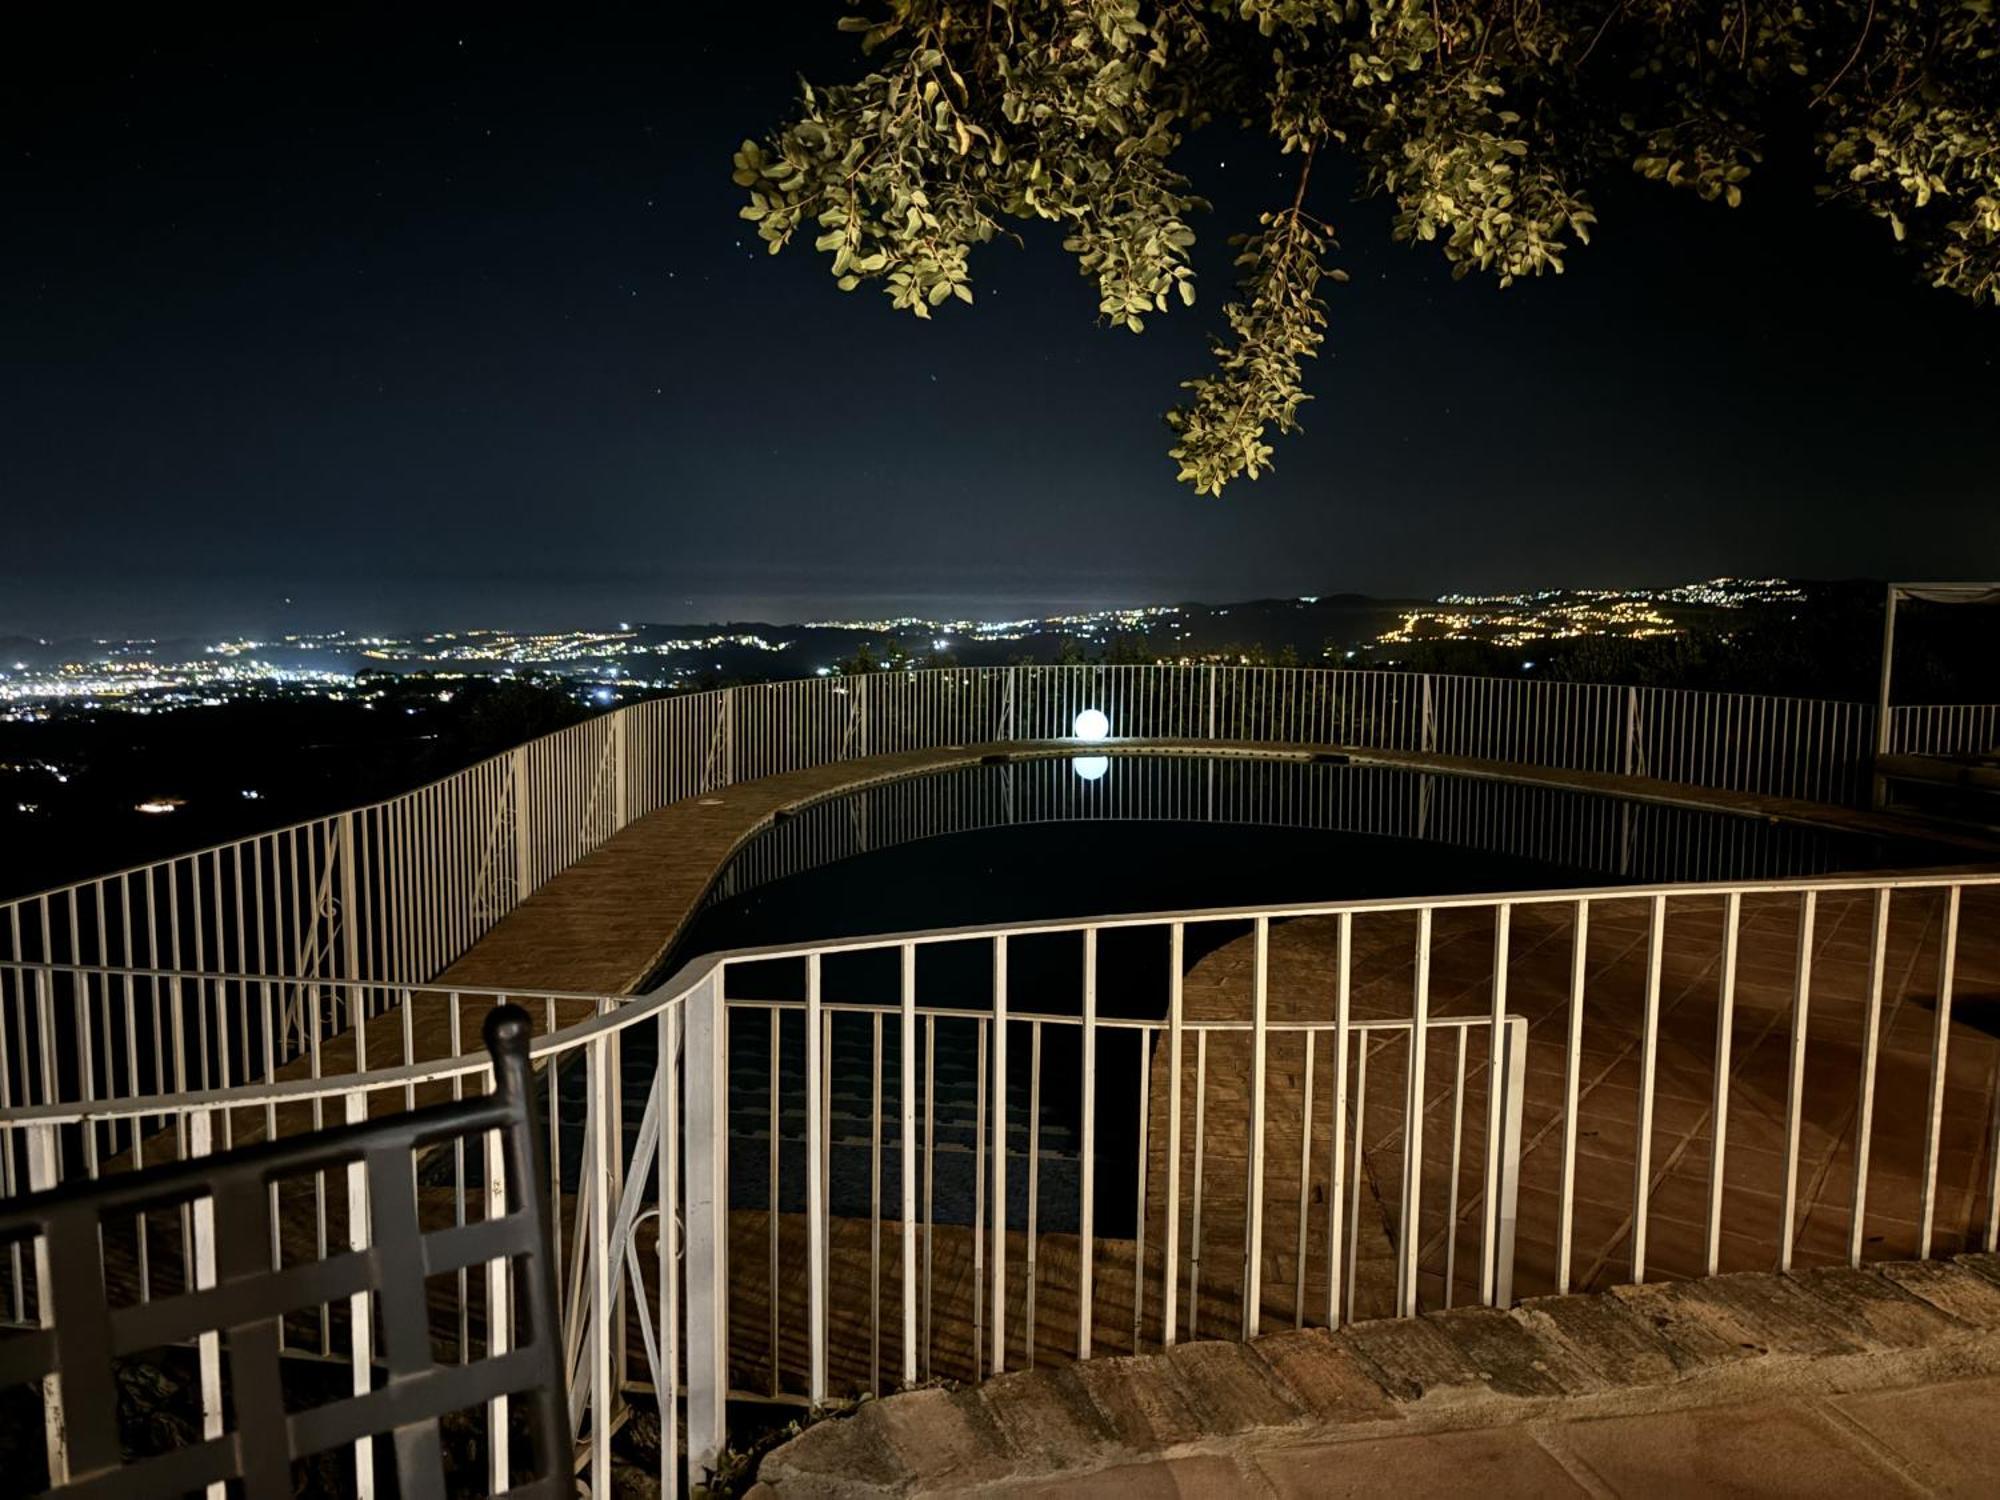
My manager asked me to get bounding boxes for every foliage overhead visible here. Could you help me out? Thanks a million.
[738,1,2000,494]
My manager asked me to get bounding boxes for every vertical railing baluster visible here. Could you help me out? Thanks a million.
[1294,1027,1313,1327]
[1552,900,1584,1296]
[1327,911,1352,1328]
[990,938,1008,1374]
[1398,912,1432,1317]
[1444,1027,1466,1309]
[1780,890,1818,1271]
[805,955,826,1405]
[902,943,918,1386]
[1135,1021,1151,1352]
[587,1038,612,1500]
[1164,922,1184,1347]
[1244,915,1269,1337]
[1078,928,1096,1359]
[1705,891,1742,1276]
[1480,903,1511,1305]
[684,968,729,1480]
[1919,886,1961,1262]
[1630,895,1666,1285]
[1850,889,1892,1267]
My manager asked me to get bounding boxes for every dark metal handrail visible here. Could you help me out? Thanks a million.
[0,1004,572,1499]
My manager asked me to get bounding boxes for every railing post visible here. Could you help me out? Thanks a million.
[484,1109,512,1497]
[1163,923,1183,1347]
[1244,916,1269,1338]
[1873,583,1898,810]
[1494,1017,1527,1307]
[989,936,1008,1375]
[684,967,729,1481]
[587,1036,613,1500]
[342,1092,376,1498]
[27,1124,66,1486]
[612,711,629,831]
[805,955,827,1405]
[1421,674,1436,754]
[1623,686,1640,777]
[721,687,736,786]
[1078,930,1096,1360]
[1203,665,1216,742]
[510,745,531,904]
[338,811,363,998]
[1398,910,1432,1317]
[1479,904,1511,1307]
[1631,896,1665,1284]
[902,942,918,1386]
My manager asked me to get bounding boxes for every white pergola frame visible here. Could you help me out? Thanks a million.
[1874,580,2000,805]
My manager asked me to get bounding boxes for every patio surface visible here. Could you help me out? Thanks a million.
[752,1253,2000,1498]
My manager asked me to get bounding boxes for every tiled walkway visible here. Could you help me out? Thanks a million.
[1052,1381,2000,1498]
[752,1255,2000,1498]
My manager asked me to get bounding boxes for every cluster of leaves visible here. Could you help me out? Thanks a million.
[740,1,1999,494]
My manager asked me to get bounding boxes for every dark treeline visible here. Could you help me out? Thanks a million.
[1369,588,1998,702]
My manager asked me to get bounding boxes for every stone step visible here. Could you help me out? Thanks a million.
[748,1254,2000,1497]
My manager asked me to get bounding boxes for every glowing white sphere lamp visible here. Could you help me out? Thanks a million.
[1072,755,1109,781]
[1073,708,1110,742]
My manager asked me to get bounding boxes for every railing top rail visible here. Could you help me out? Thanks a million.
[8,665,1964,916]
[0,956,627,1003]
[8,863,1995,1128]
[0,682,732,910]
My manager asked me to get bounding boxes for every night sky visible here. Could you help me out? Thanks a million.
[6,7,1997,640]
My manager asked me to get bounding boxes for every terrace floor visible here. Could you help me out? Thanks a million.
[246,734,2000,1094]
[82,740,2000,1407]
[753,1252,2000,1498]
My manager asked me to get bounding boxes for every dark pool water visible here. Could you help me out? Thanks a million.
[664,754,1953,970]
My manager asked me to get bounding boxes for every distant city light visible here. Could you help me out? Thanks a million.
[594,687,615,704]
[241,789,263,800]
[1072,756,1108,781]
[932,638,951,651]
[135,798,183,815]
[1073,708,1110,741]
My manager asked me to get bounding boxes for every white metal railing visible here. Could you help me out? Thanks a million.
[1890,701,2000,758]
[0,667,1945,1023]
[4,867,1997,1494]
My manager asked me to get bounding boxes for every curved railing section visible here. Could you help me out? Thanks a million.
[5,866,1999,1492]
[3,665,1961,1004]
[1890,700,2000,758]
[1,664,1995,1492]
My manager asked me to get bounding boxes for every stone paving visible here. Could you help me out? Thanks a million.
[750,1254,2000,1497]
[77,740,1999,1413]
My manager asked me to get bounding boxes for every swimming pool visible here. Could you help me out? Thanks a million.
[557,753,1964,1235]
[667,752,1956,965]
